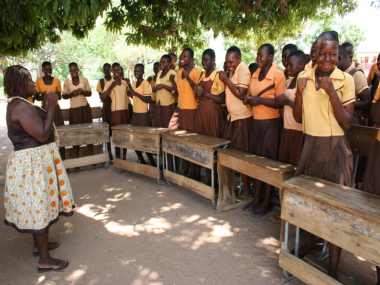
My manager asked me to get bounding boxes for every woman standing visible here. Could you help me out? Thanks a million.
[35,61,65,159]
[62,62,93,159]
[4,65,74,272]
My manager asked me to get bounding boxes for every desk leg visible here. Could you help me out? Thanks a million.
[157,152,167,185]
[216,164,235,210]
[283,221,296,280]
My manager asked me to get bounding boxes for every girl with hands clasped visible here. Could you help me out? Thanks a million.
[4,65,74,273]
[243,43,286,218]
[62,62,93,160]
[292,31,355,280]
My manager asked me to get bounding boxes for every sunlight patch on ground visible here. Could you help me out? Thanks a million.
[65,267,87,282]
[37,275,45,284]
[159,202,183,213]
[191,222,234,250]
[106,191,132,202]
[76,204,113,221]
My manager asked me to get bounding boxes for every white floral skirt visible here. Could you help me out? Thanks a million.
[4,142,75,234]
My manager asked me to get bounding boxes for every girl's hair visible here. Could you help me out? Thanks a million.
[288,50,306,63]
[317,31,339,44]
[260,43,275,56]
[203,49,216,59]
[103,63,111,68]
[42,61,51,68]
[226,46,241,57]
[69,62,78,68]
[183,48,194,58]
[112,62,121,69]
[3,65,30,98]
[248,63,259,74]
[135,63,145,71]
[161,54,172,63]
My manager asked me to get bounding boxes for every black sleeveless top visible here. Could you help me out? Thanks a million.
[6,98,55,151]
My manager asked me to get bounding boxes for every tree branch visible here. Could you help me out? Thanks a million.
[277,0,291,14]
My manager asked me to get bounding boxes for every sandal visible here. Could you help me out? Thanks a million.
[33,242,60,257]
[235,195,252,202]
[251,209,270,218]
[38,260,69,273]
[242,204,258,212]
[271,214,281,223]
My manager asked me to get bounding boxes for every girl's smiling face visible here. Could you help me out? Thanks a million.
[316,40,338,73]
[202,54,214,71]
[42,65,52,77]
[179,50,192,67]
[69,65,79,78]
[160,57,171,70]
[256,46,273,69]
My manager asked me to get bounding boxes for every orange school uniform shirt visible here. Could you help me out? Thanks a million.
[249,64,286,120]
[36,77,62,108]
[177,67,202,110]
[345,65,368,100]
[132,80,151,113]
[103,78,129,112]
[63,76,91,108]
[155,70,177,106]
[367,62,380,84]
[198,69,226,96]
[297,66,355,137]
[225,62,252,122]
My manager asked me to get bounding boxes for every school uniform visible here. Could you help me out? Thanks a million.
[149,76,157,127]
[63,76,92,125]
[35,77,64,126]
[349,61,364,72]
[221,62,252,153]
[195,70,225,138]
[175,67,202,132]
[96,77,112,126]
[367,62,380,85]
[249,63,286,160]
[295,66,355,186]
[361,129,380,195]
[130,80,152,126]
[277,79,303,166]
[103,78,130,127]
[155,70,177,128]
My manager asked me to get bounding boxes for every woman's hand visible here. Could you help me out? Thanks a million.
[296,77,309,96]
[46,92,58,107]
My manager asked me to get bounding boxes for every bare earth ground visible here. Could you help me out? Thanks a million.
[0,97,377,285]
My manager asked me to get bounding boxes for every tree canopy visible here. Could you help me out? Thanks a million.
[1,0,357,56]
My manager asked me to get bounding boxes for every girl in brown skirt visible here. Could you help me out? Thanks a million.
[127,64,157,167]
[147,62,160,127]
[35,61,66,160]
[194,49,225,185]
[245,43,286,217]
[275,50,305,167]
[361,91,380,285]
[293,31,355,280]
[62,62,93,159]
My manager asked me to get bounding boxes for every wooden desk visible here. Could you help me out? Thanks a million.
[111,125,167,180]
[162,130,230,202]
[280,175,380,284]
[56,122,110,169]
[216,148,296,211]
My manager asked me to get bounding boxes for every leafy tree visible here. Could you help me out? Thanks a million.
[1,0,357,56]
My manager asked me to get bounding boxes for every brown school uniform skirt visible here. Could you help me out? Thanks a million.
[168,106,180,130]
[278,128,303,166]
[361,140,380,195]
[102,97,112,125]
[155,101,176,128]
[221,116,252,153]
[195,99,223,138]
[179,109,196,132]
[128,103,134,119]
[149,102,157,127]
[130,112,150,127]
[111,109,130,127]
[54,104,65,126]
[69,103,92,125]
[295,134,353,186]
[249,118,280,160]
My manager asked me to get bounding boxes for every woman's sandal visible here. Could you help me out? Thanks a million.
[38,260,69,273]
[33,242,60,257]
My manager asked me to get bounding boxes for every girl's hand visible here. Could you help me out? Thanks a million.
[247,96,261,106]
[219,71,228,83]
[319,77,335,96]
[182,70,189,78]
[41,91,47,98]
[46,92,58,107]
[169,74,175,82]
[242,95,250,105]
[147,76,153,82]
[76,88,83,95]
[126,78,131,86]
[155,84,163,90]
[152,86,157,93]
[297,77,310,95]
[195,85,204,97]
[274,94,289,106]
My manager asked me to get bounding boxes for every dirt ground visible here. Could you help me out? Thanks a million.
[0,99,377,285]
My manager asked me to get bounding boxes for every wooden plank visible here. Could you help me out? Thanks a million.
[346,125,377,156]
[64,144,101,159]
[113,159,160,179]
[111,124,167,135]
[282,176,380,267]
[217,149,295,188]
[164,170,215,200]
[57,122,110,147]
[91,107,102,120]
[63,153,109,169]
[216,163,236,210]
[162,136,215,169]
[112,130,161,154]
[217,199,252,212]
[279,249,342,285]
[163,129,230,149]
[304,255,359,285]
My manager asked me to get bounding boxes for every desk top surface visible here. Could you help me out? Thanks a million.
[162,129,230,148]
[56,122,109,131]
[282,175,380,223]
[111,124,168,134]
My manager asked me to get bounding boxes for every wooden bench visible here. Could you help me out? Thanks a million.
[56,122,110,169]
[280,175,380,285]
[162,130,230,203]
[61,106,102,122]
[111,124,167,181]
[216,148,296,212]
